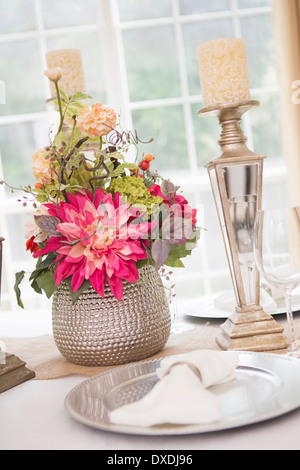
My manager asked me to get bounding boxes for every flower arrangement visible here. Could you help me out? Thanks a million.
[12,68,200,307]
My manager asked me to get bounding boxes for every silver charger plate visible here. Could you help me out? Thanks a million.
[65,351,300,436]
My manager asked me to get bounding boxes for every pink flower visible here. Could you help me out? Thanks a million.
[32,149,53,184]
[34,189,151,300]
[148,184,197,229]
[76,103,117,138]
[24,205,50,241]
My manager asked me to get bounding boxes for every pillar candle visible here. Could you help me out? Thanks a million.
[197,38,250,108]
[45,48,85,98]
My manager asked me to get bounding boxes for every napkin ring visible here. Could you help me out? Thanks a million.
[164,361,202,381]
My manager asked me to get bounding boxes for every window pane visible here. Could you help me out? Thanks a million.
[192,103,219,167]
[238,0,271,8]
[0,120,49,192]
[0,40,45,116]
[6,213,34,263]
[123,26,181,102]
[183,19,234,96]
[251,92,283,161]
[131,106,188,173]
[0,0,35,34]
[46,32,107,103]
[262,179,289,210]
[117,0,172,22]
[41,0,98,29]
[179,0,230,15]
[240,14,277,89]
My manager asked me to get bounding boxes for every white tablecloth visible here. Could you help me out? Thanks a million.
[1,307,300,450]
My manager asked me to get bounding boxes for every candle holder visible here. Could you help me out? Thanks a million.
[198,99,289,352]
[0,237,36,391]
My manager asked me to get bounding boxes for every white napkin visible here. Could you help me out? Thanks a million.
[109,350,239,427]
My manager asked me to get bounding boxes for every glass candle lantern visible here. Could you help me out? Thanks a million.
[198,100,289,352]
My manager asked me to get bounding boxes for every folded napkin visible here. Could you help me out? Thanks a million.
[109,350,239,427]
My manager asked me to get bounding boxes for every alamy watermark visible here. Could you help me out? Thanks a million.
[291,80,300,104]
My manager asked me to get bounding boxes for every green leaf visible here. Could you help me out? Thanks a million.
[53,131,67,148]
[120,162,137,169]
[163,227,201,268]
[58,89,69,103]
[164,254,184,268]
[71,91,90,101]
[30,278,43,295]
[68,102,85,110]
[35,270,56,298]
[136,258,154,270]
[14,271,25,308]
[29,253,57,280]
[142,178,156,189]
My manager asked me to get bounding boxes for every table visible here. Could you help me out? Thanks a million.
[1,306,300,451]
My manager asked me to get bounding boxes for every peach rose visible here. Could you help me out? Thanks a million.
[32,149,53,184]
[76,103,117,138]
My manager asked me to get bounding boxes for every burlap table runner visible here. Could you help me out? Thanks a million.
[2,323,219,380]
[3,318,298,380]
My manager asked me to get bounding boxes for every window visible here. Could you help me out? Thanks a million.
[0,0,287,311]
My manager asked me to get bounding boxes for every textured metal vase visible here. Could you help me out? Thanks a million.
[52,265,171,366]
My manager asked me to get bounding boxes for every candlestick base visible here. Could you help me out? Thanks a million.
[0,352,35,393]
[216,307,289,353]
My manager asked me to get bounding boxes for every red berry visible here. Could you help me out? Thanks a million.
[139,160,150,171]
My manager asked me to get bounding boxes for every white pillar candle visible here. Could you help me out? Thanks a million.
[45,48,85,98]
[197,37,250,108]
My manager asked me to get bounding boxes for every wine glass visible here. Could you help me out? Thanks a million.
[254,206,300,357]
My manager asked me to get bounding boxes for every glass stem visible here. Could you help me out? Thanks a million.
[285,290,296,350]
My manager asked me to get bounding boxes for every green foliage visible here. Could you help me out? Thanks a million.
[14,252,58,308]
[165,227,201,268]
[14,271,25,308]
[109,175,163,215]
[54,89,90,123]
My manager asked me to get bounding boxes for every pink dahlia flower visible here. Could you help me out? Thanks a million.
[34,189,152,300]
[148,184,197,241]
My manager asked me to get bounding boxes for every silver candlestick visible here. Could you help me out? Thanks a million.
[198,100,288,352]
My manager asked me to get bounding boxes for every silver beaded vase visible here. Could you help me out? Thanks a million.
[52,265,171,366]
